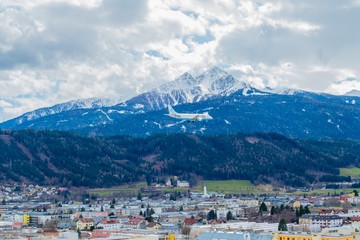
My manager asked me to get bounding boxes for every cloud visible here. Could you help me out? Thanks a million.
[0,0,359,121]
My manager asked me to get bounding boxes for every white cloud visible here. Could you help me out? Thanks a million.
[0,0,359,121]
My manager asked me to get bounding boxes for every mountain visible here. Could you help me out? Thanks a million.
[1,130,360,188]
[78,91,360,139]
[345,89,360,97]
[0,97,122,129]
[125,66,260,111]
[0,67,263,131]
[1,67,360,139]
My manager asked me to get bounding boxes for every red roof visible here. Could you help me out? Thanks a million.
[184,218,198,225]
[100,219,119,224]
[147,222,160,228]
[78,218,94,223]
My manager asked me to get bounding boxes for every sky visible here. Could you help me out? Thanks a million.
[0,0,359,121]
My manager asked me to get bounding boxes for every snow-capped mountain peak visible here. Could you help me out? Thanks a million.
[158,72,197,93]
[126,66,259,111]
[195,67,248,96]
[1,66,261,129]
[158,66,248,96]
[200,66,228,79]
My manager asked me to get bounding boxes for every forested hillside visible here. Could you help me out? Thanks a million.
[1,130,360,188]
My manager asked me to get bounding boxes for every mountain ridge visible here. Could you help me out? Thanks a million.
[1,129,360,188]
[1,67,359,139]
[2,97,123,126]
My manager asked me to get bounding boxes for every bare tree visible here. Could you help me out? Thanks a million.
[323,198,341,207]
[181,226,191,239]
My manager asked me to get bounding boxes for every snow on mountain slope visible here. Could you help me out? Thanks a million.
[345,89,360,97]
[4,97,123,125]
[126,66,258,111]
[1,66,319,131]
[262,86,305,95]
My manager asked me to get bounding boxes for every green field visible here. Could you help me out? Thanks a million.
[339,168,360,177]
[88,182,147,197]
[194,180,258,194]
[88,180,258,196]
[86,179,360,197]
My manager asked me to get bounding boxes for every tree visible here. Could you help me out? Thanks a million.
[354,190,359,197]
[137,192,142,201]
[79,214,83,219]
[170,194,176,201]
[270,206,276,215]
[278,218,288,231]
[226,211,233,221]
[323,198,341,207]
[304,206,310,214]
[43,219,57,232]
[77,229,81,239]
[280,204,285,212]
[146,174,152,186]
[181,226,191,236]
[342,201,352,211]
[150,208,155,216]
[179,205,184,211]
[90,195,97,201]
[111,198,116,205]
[100,205,104,212]
[207,210,217,221]
[1,199,5,205]
[80,207,85,212]
[259,202,268,212]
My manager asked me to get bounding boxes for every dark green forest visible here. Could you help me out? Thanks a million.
[1,129,360,188]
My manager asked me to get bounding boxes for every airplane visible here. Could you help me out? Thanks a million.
[165,104,213,122]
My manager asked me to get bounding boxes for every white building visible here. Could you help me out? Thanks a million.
[97,219,122,230]
[177,181,190,188]
[299,214,343,229]
[0,221,13,232]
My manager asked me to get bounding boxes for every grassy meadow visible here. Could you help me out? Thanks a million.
[339,168,360,178]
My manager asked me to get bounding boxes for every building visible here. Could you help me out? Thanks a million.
[76,218,94,230]
[123,219,147,229]
[0,221,13,232]
[177,181,190,188]
[97,219,122,230]
[299,214,343,229]
[275,232,354,240]
[147,222,162,231]
[195,232,273,240]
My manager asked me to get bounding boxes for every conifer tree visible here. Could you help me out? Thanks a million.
[259,202,268,213]
[278,218,288,231]
[207,210,217,220]
[226,211,233,221]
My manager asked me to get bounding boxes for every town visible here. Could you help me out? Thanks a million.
[2,182,360,240]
